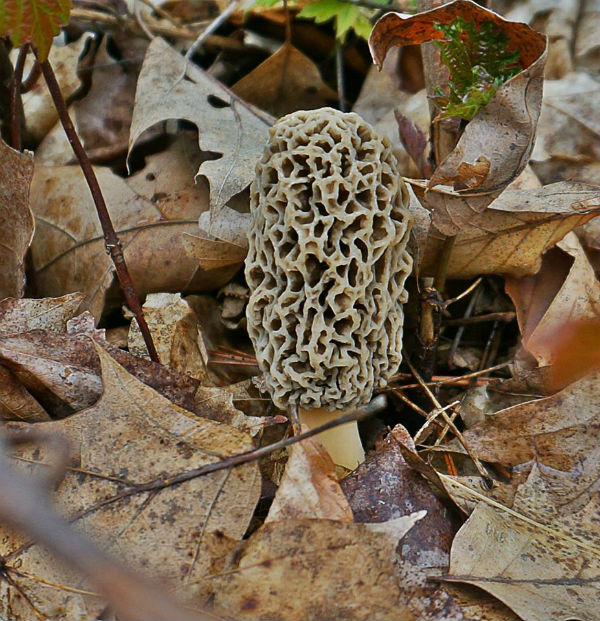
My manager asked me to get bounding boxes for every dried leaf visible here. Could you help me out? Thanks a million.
[0,344,260,619]
[0,293,84,334]
[0,0,72,61]
[420,182,600,278]
[452,370,600,471]
[16,35,85,144]
[442,466,600,621]
[0,138,34,300]
[531,72,600,185]
[30,136,230,320]
[341,426,464,621]
[195,513,426,620]
[232,42,337,117]
[505,232,600,368]
[370,0,547,235]
[127,292,210,382]
[0,364,49,421]
[129,37,272,215]
[266,431,353,523]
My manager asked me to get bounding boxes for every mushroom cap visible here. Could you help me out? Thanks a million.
[245,107,413,411]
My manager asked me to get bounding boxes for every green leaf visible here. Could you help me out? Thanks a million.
[298,0,372,41]
[0,0,72,61]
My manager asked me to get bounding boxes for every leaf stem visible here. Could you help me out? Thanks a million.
[9,44,28,150]
[35,52,160,363]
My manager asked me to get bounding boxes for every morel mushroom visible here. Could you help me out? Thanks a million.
[245,108,413,470]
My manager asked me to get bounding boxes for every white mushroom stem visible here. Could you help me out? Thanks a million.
[298,407,365,472]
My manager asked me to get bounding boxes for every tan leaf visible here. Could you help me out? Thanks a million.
[129,37,273,215]
[195,513,425,620]
[266,430,354,523]
[441,471,600,621]
[232,42,337,117]
[453,370,600,471]
[505,232,600,367]
[0,293,84,334]
[0,139,34,300]
[30,135,231,320]
[15,37,86,143]
[531,72,600,185]
[420,182,600,278]
[0,364,49,422]
[0,344,260,620]
[370,0,547,235]
[127,292,210,383]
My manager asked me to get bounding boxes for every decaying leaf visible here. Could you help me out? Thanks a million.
[370,0,547,235]
[449,370,600,470]
[0,364,49,422]
[232,42,337,117]
[505,232,600,368]
[194,513,426,621]
[420,182,600,278]
[129,37,273,215]
[0,139,34,301]
[341,426,464,621]
[29,134,231,320]
[0,345,260,620]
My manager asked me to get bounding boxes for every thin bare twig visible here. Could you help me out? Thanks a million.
[43,395,387,523]
[443,311,516,326]
[35,53,160,363]
[444,277,482,308]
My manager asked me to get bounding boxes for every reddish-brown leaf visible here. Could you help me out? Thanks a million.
[0,0,72,61]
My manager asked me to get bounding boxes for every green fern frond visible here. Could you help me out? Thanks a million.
[433,17,522,121]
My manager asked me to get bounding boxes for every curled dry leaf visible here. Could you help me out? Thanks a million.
[194,513,426,621]
[0,364,49,422]
[266,430,354,523]
[0,345,260,620]
[369,0,547,236]
[30,134,230,320]
[129,37,272,215]
[420,182,600,278]
[505,232,600,369]
[232,42,337,117]
[0,139,34,300]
